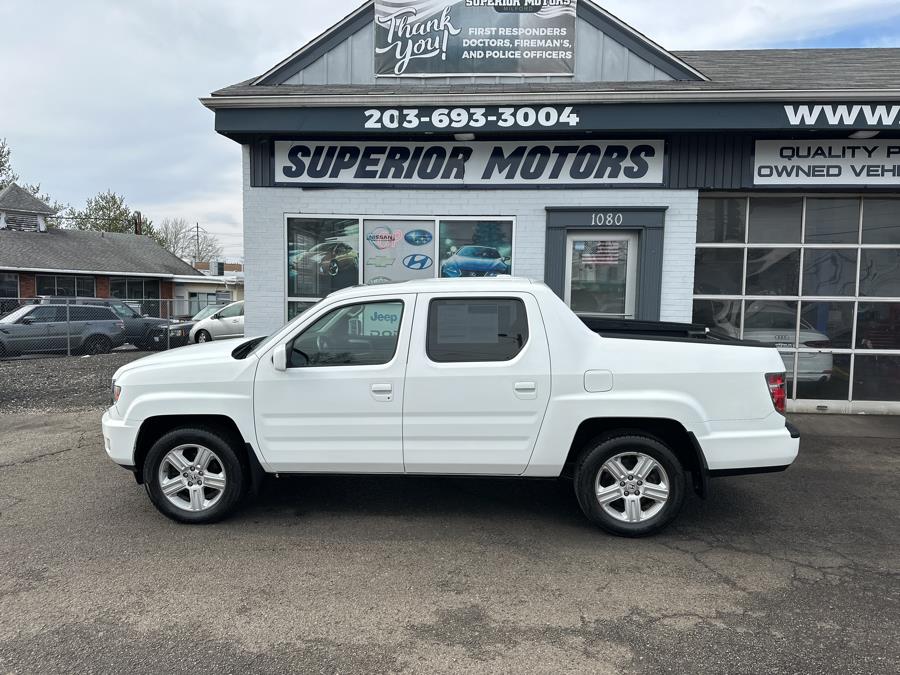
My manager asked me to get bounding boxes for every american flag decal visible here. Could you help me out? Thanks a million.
[581,242,625,265]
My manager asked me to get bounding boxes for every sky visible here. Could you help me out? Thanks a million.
[3,0,900,259]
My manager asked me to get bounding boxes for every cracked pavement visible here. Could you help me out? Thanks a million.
[0,407,898,674]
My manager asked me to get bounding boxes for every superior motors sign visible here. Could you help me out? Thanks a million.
[274,140,664,187]
[755,140,900,186]
[374,0,577,77]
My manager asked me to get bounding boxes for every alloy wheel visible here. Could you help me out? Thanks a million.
[158,444,227,512]
[594,452,670,523]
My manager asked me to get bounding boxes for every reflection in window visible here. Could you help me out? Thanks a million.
[744,301,798,348]
[857,303,900,350]
[749,198,802,243]
[805,198,860,243]
[854,355,900,401]
[746,249,800,296]
[427,298,528,363]
[862,199,900,245]
[859,250,900,297]
[697,198,746,243]
[800,302,853,349]
[797,354,849,401]
[693,249,743,295]
[692,299,741,338]
[287,218,359,299]
[802,249,857,296]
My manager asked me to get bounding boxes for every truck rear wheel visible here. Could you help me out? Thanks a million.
[574,434,685,537]
[143,427,246,524]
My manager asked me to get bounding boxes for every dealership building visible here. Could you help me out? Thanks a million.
[203,0,900,413]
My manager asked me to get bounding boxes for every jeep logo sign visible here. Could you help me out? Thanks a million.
[276,140,664,188]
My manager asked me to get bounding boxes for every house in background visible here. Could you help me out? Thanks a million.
[0,185,238,318]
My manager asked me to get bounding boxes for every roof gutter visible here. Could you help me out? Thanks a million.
[0,266,207,280]
[202,88,900,109]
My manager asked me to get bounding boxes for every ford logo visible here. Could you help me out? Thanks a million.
[403,254,433,271]
[404,229,433,247]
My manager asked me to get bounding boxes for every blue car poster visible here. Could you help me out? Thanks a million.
[439,220,513,278]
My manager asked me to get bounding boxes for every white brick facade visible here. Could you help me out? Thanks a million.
[242,146,699,336]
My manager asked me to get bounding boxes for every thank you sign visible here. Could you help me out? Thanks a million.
[275,140,664,187]
[755,140,900,185]
[374,0,577,77]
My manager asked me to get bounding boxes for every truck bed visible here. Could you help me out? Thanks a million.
[578,316,764,347]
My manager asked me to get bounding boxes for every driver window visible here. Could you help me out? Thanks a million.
[288,301,404,368]
[219,303,242,319]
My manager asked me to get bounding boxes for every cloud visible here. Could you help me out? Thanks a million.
[1,0,899,260]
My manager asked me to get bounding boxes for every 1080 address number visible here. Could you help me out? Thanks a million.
[363,106,581,130]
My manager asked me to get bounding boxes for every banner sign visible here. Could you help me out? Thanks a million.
[374,0,577,77]
[275,140,664,187]
[755,140,900,186]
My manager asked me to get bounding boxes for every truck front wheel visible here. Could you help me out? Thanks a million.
[143,427,246,524]
[574,434,685,537]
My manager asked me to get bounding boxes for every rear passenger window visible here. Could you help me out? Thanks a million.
[71,306,114,321]
[427,298,528,363]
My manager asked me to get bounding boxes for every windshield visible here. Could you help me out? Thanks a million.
[192,306,221,321]
[0,306,32,324]
[458,246,500,259]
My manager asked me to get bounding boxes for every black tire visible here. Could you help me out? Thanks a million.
[143,426,246,524]
[83,335,112,355]
[574,433,685,537]
[196,330,211,344]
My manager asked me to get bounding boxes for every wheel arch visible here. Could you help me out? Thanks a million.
[133,414,265,492]
[562,417,708,497]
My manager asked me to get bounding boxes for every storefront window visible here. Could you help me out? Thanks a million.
[861,199,900,245]
[805,198,860,244]
[287,218,359,299]
[363,219,434,285]
[694,194,900,404]
[438,220,513,278]
[697,197,746,243]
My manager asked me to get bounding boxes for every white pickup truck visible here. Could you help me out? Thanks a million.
[102,278,799,536]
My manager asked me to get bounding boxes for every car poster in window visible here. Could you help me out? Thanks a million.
[363,220,436,285]
[439,220,513,278]
[287,219,360,298]
[374,0,577,77]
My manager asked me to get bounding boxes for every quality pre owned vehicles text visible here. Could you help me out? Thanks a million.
[102,278,799,536]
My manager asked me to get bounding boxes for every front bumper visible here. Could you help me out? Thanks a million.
[101,408,141,467]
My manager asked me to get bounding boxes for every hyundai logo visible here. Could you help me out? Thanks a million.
[403,254,433,271]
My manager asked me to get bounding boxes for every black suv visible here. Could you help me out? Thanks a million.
[36,297,188,351]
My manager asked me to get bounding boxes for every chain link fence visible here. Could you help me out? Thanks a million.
[0,297,236,360]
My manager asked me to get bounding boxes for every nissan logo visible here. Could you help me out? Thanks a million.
[403,254,433,271]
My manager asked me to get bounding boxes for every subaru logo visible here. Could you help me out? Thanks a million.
[403,254,433,271]
[404,229,433,247]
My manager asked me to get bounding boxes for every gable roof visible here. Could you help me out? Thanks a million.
[0,229,204,277]
[0,183,55,215]
[249,0,706,87]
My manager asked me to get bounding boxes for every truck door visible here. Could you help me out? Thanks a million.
[253,294,415,473]
[403,292,552,475]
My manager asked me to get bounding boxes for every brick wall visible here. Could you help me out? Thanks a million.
[241,145,700,336]
[18,273,35,298]
[95,276,110,298]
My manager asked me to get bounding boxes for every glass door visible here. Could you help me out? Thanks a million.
[565,232,639,319]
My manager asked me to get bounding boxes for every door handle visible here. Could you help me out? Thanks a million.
[371,383,393,402]
[514,382,537,400]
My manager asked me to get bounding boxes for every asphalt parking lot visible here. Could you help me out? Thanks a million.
[0,357,898,674]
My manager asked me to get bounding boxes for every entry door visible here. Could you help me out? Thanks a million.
[253,294,415,473]
[403,292,552,475]
[565,232,639,319]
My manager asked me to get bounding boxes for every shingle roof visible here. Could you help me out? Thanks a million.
[0,229,203,277]
[0,183,55,215]
[210,48,900,99]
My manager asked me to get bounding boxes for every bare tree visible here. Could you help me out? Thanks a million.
[154,217,223,263]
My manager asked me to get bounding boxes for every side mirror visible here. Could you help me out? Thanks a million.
[272,344,288,372]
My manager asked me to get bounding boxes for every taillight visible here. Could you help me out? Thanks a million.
[766,373,786,414]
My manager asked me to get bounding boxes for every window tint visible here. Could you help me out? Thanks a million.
[289,301,404,368]
[427,298,528,363]
[71,306,116,321]
[27,306,62,323]
[697,197,746,243]
[219,303,242,319]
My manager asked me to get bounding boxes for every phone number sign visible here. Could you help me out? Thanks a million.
[363,106,581,131]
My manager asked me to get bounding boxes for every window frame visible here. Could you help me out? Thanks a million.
[0,273,20,298]
[694,193,900,407]
[284,213,516,324]
[286,298,406,369]
[425,296,530,364]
